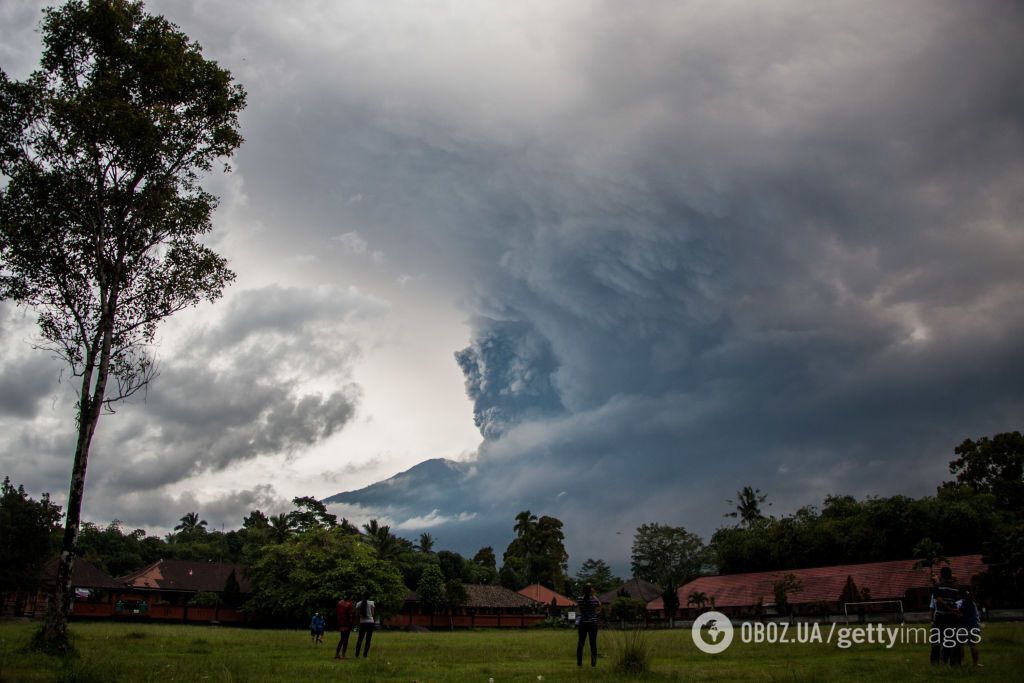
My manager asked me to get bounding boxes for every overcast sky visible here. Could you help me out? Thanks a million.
[1,0,1022,571]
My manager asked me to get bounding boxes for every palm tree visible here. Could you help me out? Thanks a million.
[268,513,293,543]
[687,590,709,612]
[416,532,436,553]
[725,486,770,526]
[174,511,207,533]
[514,510,537,538]
[362,519,404,561]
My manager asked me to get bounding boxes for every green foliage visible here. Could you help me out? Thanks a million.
[76,520,163,576]
[287,496,336,532]
[609,596,646,622]
[187,591,221,608]
[416,533,435,553]
[946,431,1024,514]
[574,558,621,596]
[0,478,62,593]
[245,526,405,625]
[772,573,803,616]
[687,590,709,609]
[501,510,569,591]
[630,523,708,588]
[221,568,242,609]
[444,578,468,611]
[416,563,445,614]
[711,489,1001,574]
[0,0,244,646]
[174,512,207,535]
[471,546,498,585]
[725,486,770,526]
[838,575,863,605]
[437,549,470,582]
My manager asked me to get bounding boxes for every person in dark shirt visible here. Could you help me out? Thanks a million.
[959,589,981,667]
[931,566,962,666]
[334,595,355,659]
[575,584,601,667]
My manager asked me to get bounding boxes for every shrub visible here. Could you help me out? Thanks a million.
[613,628,651,674]
[189,591,222,608]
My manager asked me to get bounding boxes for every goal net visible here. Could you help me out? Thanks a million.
[843,600,904,624]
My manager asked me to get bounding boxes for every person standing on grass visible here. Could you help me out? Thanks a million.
[354,592,377,658]
[310,611,326,644]
[575,583,601,667]
[931,566,962,666]
[334,594,355,659]
[959,590,982,667]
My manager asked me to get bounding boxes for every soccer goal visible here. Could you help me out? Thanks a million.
[843,600,904,624]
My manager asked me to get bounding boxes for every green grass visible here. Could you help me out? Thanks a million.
[0,620,1022,682]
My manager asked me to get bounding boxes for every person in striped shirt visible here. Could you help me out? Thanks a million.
[575,583,601,667]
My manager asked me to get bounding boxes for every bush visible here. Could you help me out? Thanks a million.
[188,591,222,608]
[613,628,651,674]
[609,596,647,622]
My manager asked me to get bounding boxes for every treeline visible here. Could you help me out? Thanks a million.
[2,431,1021,618]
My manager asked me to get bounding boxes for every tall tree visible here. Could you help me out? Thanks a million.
[944,432,1024,514]
[472,546,498,585]
[0,0,244,647]
[416,563,445,616]
[416,532,436,554]
[725,486,770,526]
[287,496,337,532]
[0,479,62,611]
[268,513,294,543]
[575,558,621,596]
[631,523,708,587]
[502,510,569,591]
[174,511,207,534]
[247,527,405,625]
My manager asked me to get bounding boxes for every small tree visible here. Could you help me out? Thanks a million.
[609,596,646,624]
[0,0,244,648]
[416,563,445,621]
[222,569,243,609]
[575,558,621,596]
[687,590,709,612]
[773,573,803,619]
[444,578,468,630]
[912,538,948,581]
[662,583,680,626]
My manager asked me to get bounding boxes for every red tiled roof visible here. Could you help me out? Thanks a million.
[41,557,122,590]
[519,584,574,607]
[598,578,662,605]
[648,554,987,610]
[118,559,251,594]
[406,584,540,610]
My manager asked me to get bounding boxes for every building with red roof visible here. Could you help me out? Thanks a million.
[648,554,987,619]
[518,583,574,609]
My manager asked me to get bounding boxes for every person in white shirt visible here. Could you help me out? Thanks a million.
[354,592,377,658]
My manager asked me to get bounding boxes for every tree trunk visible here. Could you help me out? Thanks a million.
[41,321,113,649]
[41,417,96,649]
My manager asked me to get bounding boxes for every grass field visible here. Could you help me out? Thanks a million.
[1,620,1022,682]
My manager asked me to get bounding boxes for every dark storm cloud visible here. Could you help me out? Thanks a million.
[2,1,1023,567]
[299,1,1024,565]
